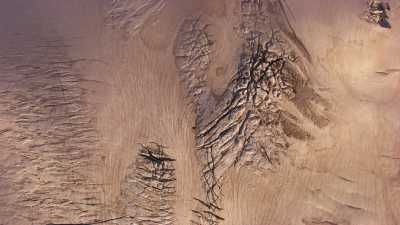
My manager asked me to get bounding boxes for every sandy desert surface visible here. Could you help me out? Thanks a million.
[1,0,400,225]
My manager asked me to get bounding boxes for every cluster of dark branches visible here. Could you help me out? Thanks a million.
[121,142,176,225]
[173,16,213,115]
[194,28,298,225]
[361,0,391,28]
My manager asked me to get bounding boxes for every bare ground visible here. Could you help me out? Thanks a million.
[1,1,400,225]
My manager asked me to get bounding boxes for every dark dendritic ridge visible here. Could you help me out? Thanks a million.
[174,1,330,224]
[121,143,176,225]
[193,30,303,225]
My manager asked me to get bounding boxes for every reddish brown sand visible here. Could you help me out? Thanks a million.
[1,1,400,225]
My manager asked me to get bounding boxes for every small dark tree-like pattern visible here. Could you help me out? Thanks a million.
[121,143,176,225]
